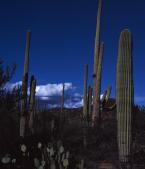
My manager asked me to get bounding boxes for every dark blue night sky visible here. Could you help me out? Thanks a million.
[0,0,145,106]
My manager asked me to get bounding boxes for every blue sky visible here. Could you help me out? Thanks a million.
[0,0,145,106]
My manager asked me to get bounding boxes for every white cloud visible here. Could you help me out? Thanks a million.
[5,81,83,108]
[100,94,104,100]
[65,98,83,108]
[47,104,60,109]
[5,81,22,90]
[4,81,114,108]
[36,83,74,97]
[73,93,83,97]
[40,96,51,101]
[5,81,73,96]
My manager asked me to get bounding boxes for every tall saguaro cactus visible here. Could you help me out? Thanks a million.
[28,75,36,134]
[83,64,88,118]
[116,29,134,167]
[92,42,104,126]
[92,0,103,126]
[61,83,65,123]
[20,31,31,137]
[59,83,65,134]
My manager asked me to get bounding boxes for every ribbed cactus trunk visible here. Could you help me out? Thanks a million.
[61,83,65,123]
[20,31,31,137]
[92,0,103,126]
[96,42,104,119]
[83,64,88,119]
[14,86,21,113]
[59,84,65,136]
[28,75,36,134]
[116,29,134,168]
[87,86,92,121]
[92,42,104,126]
[82,65,88,149]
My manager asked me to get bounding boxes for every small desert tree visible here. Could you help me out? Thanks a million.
[0,58,17,153]
[0,58,16,89]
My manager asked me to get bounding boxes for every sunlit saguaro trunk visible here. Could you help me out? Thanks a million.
[20,31,31,137]
[28,75,36,134]
[92,0,103,126]
[116,29,134,168]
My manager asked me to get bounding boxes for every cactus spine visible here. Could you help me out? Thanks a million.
[28,75,36,134]
[83,64,88,118]
[92,0,103,126]
[20,31,31,137]
[116,29,134,167]
[82,65,89,149]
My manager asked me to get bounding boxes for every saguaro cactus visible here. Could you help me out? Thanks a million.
[92,42,104,126]
[83,64,88,118]
[28,75,36,134]
[92,0,103,126]
[61,83,65,123]
[59,84,65,134]
[20,31,31,137]
[82,65,88,149]
[116,29,134,168]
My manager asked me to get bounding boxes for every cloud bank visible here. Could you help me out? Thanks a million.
[6,82,145,108]
[5,81,22,90]
[35,83,74,97]
[5,82,83,108]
